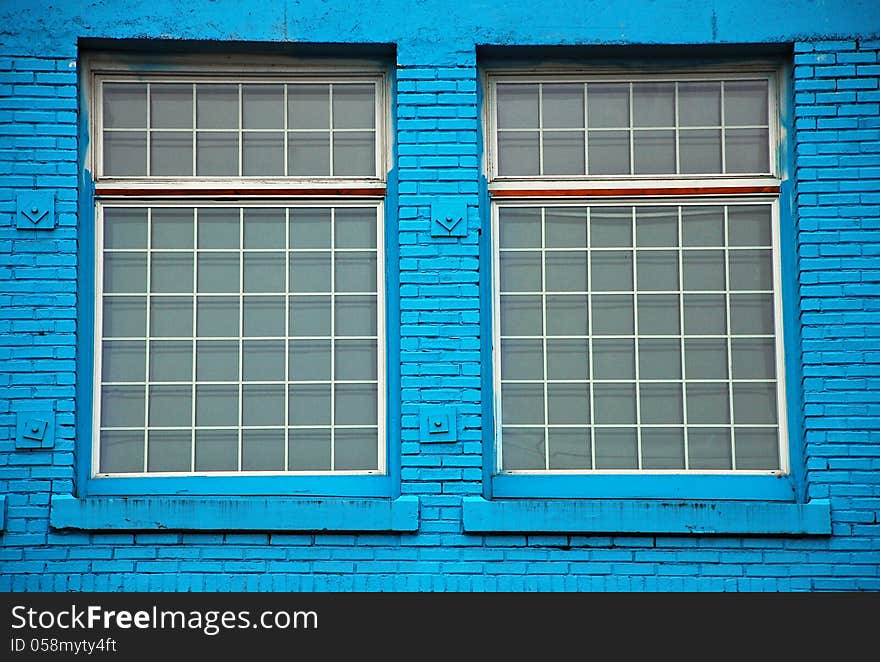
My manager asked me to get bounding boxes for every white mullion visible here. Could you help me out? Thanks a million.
[328,84,335,177]
[284,207,291,470]
[674,82,681,175]
[145,83,152,176]
[628,83,634,176]
[330,207,336,470]
[720,81,727,174]
[586,206,597,470]
[678,205,690,469]
[238,84,243,177]
[190,207,198,472]
[143,207,152,472]
[540,207,549,470]
[93,204,105,475]
[283,85,289,177]
[538,84,545,176]
[191,83,197,176]
[631,206,642,469]
[724,205,737,469]
[583,83,589,175]
[237,206,244,471]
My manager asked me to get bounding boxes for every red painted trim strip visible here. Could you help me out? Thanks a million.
[489,186,780,197]
[95,187,387,197]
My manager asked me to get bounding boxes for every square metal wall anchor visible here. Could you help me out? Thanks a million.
[15,410,55,449]
[430,197,468,238]
[16,191,55,230]
[420,406,457,443]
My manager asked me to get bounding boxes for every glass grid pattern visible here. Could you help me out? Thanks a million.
[496,204,781,472]
[494,78,771,177]
[100,81,378,178]
[97,205,382,474]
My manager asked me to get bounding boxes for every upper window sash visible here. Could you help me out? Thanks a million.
[485,70,780,186]
[88,69,389,188]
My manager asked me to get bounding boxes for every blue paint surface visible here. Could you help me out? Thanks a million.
[1,1,879,591]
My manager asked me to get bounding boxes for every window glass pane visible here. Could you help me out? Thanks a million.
[196,296,237,337]
[725,128,770,173]
[684,339,729,379]
[333,84,375,129]
[288,428,331,471]
[683,294,727,335]
[682,206,724,246]
[196,340,239,382]
[196,84,238,130]
[685,383,729,424]
[292,295,332,337]
[197,208,239,249]
[500,338,543,381]
[730,293,775,335]
[546,339,589,380]
[335,383,378,426]
[548,428,591,469]
[500,295,542,336]
[334,295,375,336]
[733,383,777,424]
[724,80,768,126]
[637,250,678,291]
[242,384,285,426]
[497,84,539,129]
[637,294,680,335]
[545,207,587,248]
[633,130,675,174]
[499,207,541,248]
[335,339,378,381]
[591,251,633,291]
[547,384,590,424]
[500,252,542,292]
[150,253,193,293]
[289,84,329,130]
[334,429,379,471]
[290,339,331,382]
[101,386,144,428]
[100,431,144,473]
[104,83,146,128]
[594,428,638,469]
[735,427,779,470]
[242,340,286,382]
[587,83,629,128]
[242,296,285,337]
[633,82,675,127]
[502,427,545,470]
[678,82,721,126]
[545,295,588,336]
[104,208,148,249]
[289,384,331,426]
[243,208,285,248]
[335,252,377,293]
[588,130,630,175]
[242,84,284,129]
[593,383,636,424]
[195,384,238,426]
[635,206,677,247]
[591,294,633,335]
[102,340,146,382]
[543,131,585,175]
[243,132,284,176]
[289,132,331,176]
[195,430,238,472]
[502,383,545,425]
[335,208,377,249]
[731,338,776,380]
[592,339,635,380]
[333,131,375,176]
[729,249,772,290]
[498,131,540,176]
[590,207,632,247]
[641,427,685,469]
[150,84,193,129]
[152,296,194,337]
[150,132,193,176]
[196,132,239,177]
[104,131,146,176]
[683,250,726,291]
[197,252,239,293]
[728,205,772,247]
[148,385,191,427]
[242,429,286,471]
[640,383,683,424]
[545,251,587,291]
[152,208,194,250]
[290,252,331,293]
[542,84,584,128]
[147,430,191,472]
[688,427,732,469]
[638,339,681,380]
[104,253,146,293]
[679,129,722,174]
[244,252,286,292]
[149,340,192,382]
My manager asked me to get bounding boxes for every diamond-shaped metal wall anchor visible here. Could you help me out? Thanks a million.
[16,191,55,230]
[420,406,457,443]
[430,197,468,238]
[15,410,55,449]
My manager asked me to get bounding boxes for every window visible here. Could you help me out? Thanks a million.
[85,55,390,485]
[487,68,788,478]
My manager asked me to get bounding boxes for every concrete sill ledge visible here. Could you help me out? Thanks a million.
[462,497,831,535]
[50,494,419,532]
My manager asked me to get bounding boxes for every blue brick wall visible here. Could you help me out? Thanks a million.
[1,1,880,591]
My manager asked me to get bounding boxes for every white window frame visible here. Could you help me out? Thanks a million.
[86,53,390,479]
[486,64,789,476]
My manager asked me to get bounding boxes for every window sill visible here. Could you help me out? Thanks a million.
[50,494,419,532]
[462,496,831,535]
